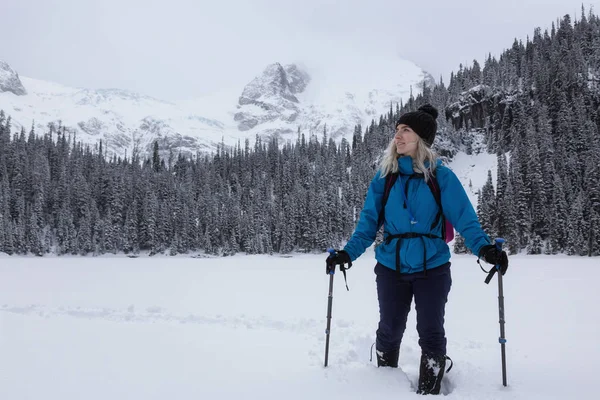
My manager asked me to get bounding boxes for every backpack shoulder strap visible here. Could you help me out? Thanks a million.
[425,171,446,236]
[426,172,442,208]
[378,172,399,228]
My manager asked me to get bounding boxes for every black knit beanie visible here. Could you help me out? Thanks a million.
[395,104,439,146]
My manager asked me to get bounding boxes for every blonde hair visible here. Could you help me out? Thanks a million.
[379,137,438,182]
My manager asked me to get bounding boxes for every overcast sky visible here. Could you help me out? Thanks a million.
[2,0,597,101]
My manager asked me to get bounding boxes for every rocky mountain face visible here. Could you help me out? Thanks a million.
[445,84,517,131]
[0,61,27,96]
[234,63,304,132]
[0,58,429,158]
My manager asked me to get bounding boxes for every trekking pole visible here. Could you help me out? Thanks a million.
[324,248,336,367]
[495,238,508,387]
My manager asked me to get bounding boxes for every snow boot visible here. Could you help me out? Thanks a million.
[416,352,453,395]
[376,347,399,368]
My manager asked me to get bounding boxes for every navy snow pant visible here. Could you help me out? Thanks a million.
[375,262,452,356]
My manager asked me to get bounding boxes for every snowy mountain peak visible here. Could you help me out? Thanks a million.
[233,57,430,140]
[239,63,300,103]
[234,63,307,131]
[0,61,27,96]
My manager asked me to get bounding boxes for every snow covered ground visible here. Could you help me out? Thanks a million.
[1,250,598,400]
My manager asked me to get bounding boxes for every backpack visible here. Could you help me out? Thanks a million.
[377,171,454,243]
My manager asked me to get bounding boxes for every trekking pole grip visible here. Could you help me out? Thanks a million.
[327,248,336,275]
[495,238,505,270]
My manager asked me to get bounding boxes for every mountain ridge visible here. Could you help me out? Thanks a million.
[0,58,431,157]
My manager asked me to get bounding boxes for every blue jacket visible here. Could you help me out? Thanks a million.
[343,156,491,273]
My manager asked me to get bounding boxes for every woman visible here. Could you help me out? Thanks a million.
[326,104,508,395]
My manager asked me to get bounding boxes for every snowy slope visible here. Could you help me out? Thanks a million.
[0,57,429,157]
[448,150,499,206]
[1,251,598,400]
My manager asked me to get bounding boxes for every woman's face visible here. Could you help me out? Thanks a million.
[394,124,419,157]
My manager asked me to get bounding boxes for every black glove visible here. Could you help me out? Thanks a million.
[479,244,508,275]
[326,250,352,274]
